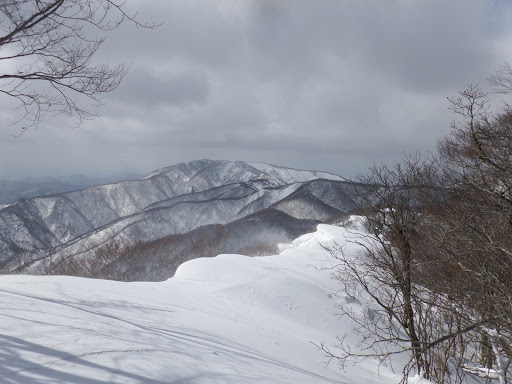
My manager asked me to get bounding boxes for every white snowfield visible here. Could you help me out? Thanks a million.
[0,224,423,384]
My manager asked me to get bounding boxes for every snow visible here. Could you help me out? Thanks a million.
[0,223,413,383]
[248,161,346,184]
[408,375,434,384]
[0,160,354,268]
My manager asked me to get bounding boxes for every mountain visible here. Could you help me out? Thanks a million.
[0,174,139,205]
[96,209,321,281]
[0,160,360,280]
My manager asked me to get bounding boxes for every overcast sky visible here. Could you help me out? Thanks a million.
[1,0,512,180]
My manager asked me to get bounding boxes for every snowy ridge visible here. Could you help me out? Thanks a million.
[144,159,346,185]
[0,223,412,384]
[247,161,347,184]
[0,160,349,267]
[0,161,359,279]
[19,182,310,274]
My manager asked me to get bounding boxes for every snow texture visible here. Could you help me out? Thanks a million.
[0,224,407,384]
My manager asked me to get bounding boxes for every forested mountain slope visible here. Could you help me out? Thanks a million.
[0,160,359,280]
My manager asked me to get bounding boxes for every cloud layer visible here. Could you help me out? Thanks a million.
[1,0,511,179]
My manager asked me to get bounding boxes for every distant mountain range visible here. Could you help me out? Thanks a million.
[0,160,362,280]
[0,174,140,206]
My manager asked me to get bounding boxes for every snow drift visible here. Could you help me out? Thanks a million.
[0,223,425,383]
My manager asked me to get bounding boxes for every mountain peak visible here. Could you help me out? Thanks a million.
[0,159,354,280]
[142,159,345,186]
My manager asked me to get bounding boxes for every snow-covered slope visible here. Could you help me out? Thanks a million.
[0,160,349,268]
[143,159,346,186]
[0,161,362,280]
[0,224,408,384]
[0,175,124,205]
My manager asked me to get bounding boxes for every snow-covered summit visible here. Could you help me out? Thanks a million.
[143,159,346,187]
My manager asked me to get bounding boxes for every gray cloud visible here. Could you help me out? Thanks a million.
[1,0,511,180]
[115,67,210,108]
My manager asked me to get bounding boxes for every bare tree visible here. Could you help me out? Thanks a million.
[319,148,511,383]
[0,0,157,130]
[488,61,512,96]
[316,155,447,382]
[318,68,512,384]
[431,83,512,384]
